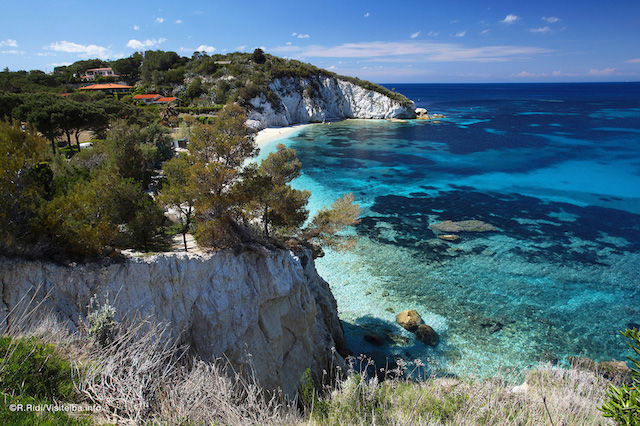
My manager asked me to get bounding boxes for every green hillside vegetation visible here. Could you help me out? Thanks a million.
[1,49,413,108]
[1,50,385,260]
[0,102,360,260]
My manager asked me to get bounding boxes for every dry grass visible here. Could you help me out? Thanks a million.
[304,356,613,426]
[1,290,616,425]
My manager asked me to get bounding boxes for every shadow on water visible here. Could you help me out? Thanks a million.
[340,314,462,380]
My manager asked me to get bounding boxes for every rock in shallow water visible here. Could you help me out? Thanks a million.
[396,309,423,332]
[415,324,439,346]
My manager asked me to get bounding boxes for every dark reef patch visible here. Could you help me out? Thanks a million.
[358,190,640,266]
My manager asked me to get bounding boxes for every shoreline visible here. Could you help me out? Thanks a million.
[254,124,310,149]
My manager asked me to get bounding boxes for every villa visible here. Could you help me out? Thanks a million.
[79,83,133,94]
[82,67,118,80]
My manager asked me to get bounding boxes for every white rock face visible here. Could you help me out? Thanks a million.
[246,76,416,129]
[0,248,347,398]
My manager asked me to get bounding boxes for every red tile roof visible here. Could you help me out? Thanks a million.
[133,94,161,99]
[79,83,133,90]
[156,97,178,102]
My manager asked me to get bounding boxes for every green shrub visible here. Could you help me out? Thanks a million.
[600,327,640,425]
[0,336,76,401]
[86,294,116,347]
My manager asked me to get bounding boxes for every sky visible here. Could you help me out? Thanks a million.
[1,0,639,83]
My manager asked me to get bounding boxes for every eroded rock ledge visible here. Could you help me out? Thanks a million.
[246,76,416,129]
[0,247,347,398]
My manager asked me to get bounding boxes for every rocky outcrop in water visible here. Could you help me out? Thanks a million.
[0,247,347,398]
[246,76,416,129]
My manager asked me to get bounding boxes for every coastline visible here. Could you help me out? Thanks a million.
[254,124,310,150]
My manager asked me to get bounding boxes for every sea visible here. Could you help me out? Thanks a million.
[257,82,640,378]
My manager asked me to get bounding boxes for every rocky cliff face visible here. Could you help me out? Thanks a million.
[0,247,347,398]
[246,76,416,129]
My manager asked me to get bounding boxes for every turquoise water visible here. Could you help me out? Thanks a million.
[259,83,640,377]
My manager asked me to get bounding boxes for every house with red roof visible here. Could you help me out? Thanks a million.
[133,94,180,105]
[133,94,162,104]
[79,83,133,94]
[82,67,118,81]
[156,96,178,104]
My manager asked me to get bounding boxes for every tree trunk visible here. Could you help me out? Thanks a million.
[182,230,188,252]
[74,129,82,151]
[65,131,72,150]
[49,137,56,154]
[262,204,269,238]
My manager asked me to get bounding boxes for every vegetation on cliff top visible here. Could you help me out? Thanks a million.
[0,101,360,260]
[1,49,414,109]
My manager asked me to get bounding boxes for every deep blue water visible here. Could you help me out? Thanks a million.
[262,83,640,377]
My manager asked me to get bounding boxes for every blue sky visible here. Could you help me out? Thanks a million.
[1,0,639,83]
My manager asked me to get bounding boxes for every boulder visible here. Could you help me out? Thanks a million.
[396,309,423,332]
[415,108,430,120]
[415,324,439,346]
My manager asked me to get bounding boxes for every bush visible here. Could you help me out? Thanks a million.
[0,336,77,401]
[600,327,640,424]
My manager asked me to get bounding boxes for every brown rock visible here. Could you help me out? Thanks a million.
[415,324,439,346]
[396,309,423,332]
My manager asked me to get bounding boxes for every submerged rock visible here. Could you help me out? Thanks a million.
[430,220,498,233]
[364,333,385,346]
[396,309,423,332]
[415,324,439,346]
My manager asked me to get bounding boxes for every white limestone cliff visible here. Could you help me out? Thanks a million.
[246,76,416,129]
[0,247,348,398]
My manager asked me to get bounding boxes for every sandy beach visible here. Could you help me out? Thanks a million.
[254,124,309,149]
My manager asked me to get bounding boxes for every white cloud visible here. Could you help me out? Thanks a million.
[500,14,521,24]
[196,45,216,54]
[296,33,310,39]
[587,67,616,76]
[625,58,640,63]
[133,25,140,31]
[410,31,421,39]
[156,17,165,24]
[235,45,247,51]
[511,68,618,78]
[542,16,561,23]
[271,40,552,63]
[454,31,466,37]
[364,12,370,17]
[0,39,18,47]
[1,50,23,55]
[126,38,167,50]
[528,26,553,34]
[176,19,183,24]
[47,41,112,58]
[426,31,439,37]
[512,71,537,78]
[481,29,490,35]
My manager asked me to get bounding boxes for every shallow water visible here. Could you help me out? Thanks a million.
[259,83,640,377]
